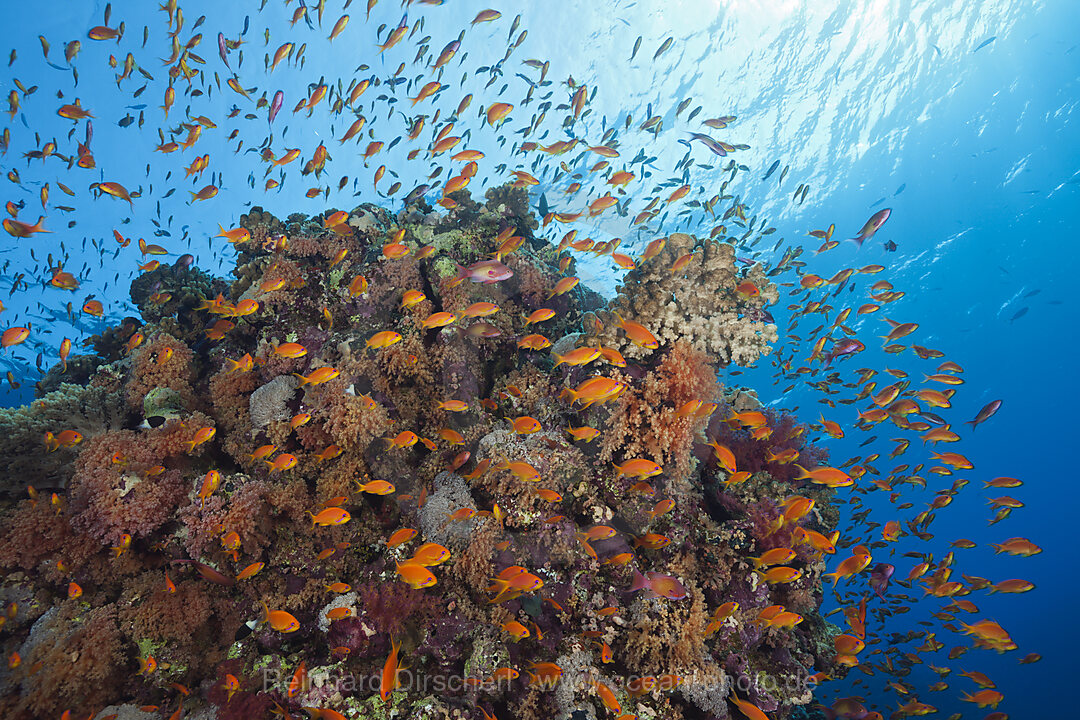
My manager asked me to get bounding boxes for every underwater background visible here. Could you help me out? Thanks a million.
[0,0,1076,718]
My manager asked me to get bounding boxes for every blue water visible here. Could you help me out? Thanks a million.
[2,0,1076,716]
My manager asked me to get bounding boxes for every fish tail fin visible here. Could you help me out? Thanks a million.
[551,352,564,368]
[793,463,811,480]
[452,261,469,283]
[292,372,310,385]
[628,569,649,593]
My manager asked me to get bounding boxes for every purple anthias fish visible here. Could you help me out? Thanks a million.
[269,90,284,126]
[217,33,229,69]
[869,563,894,600]
[823,338,864,367]
[850,208,891,246]
[455,259,513,284]
[966,399,1002,430]
[686,132,728,157]
[628,570,687,600]
[403,183,431,205]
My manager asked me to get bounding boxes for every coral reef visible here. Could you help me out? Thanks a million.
[0,197,839,720]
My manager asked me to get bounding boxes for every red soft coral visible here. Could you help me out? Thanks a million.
[704,408,828,483]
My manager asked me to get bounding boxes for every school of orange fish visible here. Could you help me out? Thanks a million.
[0,2,1039,720]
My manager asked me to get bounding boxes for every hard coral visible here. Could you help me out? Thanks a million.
[596,232,779,366]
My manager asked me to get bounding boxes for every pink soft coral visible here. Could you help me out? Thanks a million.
[67,414,213,545]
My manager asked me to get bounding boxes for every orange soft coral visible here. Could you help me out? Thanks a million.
[15,603,126,717]
[599,341,719,482]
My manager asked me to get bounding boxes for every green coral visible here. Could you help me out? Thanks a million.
[432,255,459,280]
[142,387,185,423]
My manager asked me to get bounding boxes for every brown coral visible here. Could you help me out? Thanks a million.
[595,232,779,366]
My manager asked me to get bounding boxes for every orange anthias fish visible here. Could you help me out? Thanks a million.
[1,327,30,348]
[825,547,873,586]
[410,543,450,566]
[613,458,662,479]
[185,426,216,452]
[309,507,351,527]
[380,638,403,701]
[794,464,853,488]
[614,312,659,348]
[260,601,300,633]
[367,330,403,349]
[395,562,436,589]
[294,367,340,386]
[274,342,308,358]
[357,479,395,495]
[387,528,417,548]
[629,570,687,600]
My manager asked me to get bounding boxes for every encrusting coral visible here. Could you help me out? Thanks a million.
[0,190,842,720]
